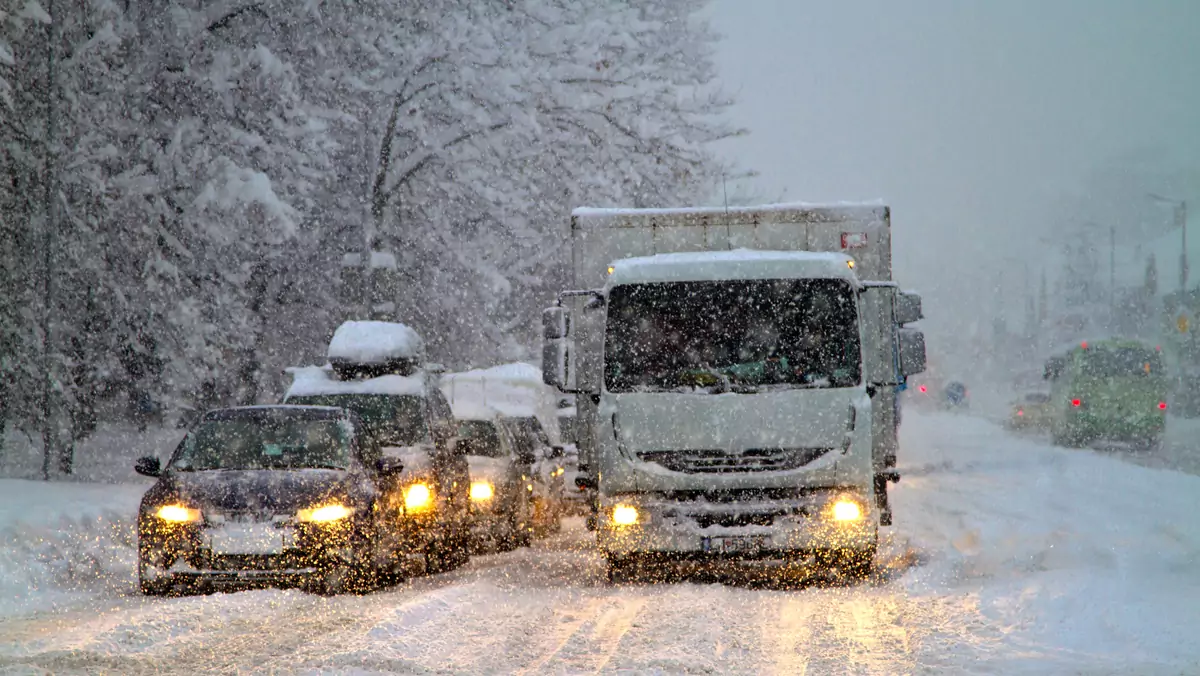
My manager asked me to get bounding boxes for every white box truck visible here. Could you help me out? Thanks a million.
[542,203,925,580]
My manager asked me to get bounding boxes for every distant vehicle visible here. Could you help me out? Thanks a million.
[942,381,969,410]
[283,320,471,575]
[134,405,408,596]
[452,408,536,551]
[1043,339,1168,450]
[1007,392,1053,431]
[501,415,567,537]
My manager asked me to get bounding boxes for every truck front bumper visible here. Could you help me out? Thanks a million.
[595,489,877,556]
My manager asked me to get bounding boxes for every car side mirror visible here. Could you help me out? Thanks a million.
[574,475,597,491]
[135,456,161,478]
[375,457,405,478]
[546,444,565,460]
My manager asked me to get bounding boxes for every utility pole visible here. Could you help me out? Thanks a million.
[40,0,59,480]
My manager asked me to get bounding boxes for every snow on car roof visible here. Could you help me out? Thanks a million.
[284,365,427,399]
[607,249,858,286]
[327,320,424,364]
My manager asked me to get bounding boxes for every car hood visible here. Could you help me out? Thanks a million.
[466,456,511,486]
[165,469,349,517]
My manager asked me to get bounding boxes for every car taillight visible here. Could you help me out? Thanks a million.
[1158,401,1168,410]
[1017,409,1024,416]
[918,385,927,393]
[1071,399,1082,408]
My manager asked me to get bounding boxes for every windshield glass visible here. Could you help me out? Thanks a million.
[456,420,505,458]
[1080,347,1164,378]
[604,278,860,393]
[286,394,429,446]
[171,417,351,471]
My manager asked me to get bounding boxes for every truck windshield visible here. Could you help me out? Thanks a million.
[605,278,860,393]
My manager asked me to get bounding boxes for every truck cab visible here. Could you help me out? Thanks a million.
[542,204,924,580]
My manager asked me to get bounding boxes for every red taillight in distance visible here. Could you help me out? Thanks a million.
[918,385,927,393]
[1071,399,1082,408]
[1017,408,1024,416]
[1158,401,1168,411]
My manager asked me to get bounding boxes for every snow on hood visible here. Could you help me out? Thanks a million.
[284,365,426,398]
[327,320,424,364]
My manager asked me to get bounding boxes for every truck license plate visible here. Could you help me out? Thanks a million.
[701,535,769,553]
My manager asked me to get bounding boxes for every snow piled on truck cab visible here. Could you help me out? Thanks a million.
[283,364,426,398]
[607,249,859,286]
[326,320,424,364]
[571,200,886,219]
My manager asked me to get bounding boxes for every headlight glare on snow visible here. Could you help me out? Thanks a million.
[404,483,433,512]
[297,503,353,523]
[470,481,495,501]
[831,499,863,522]
[155,504,201,523]
[612,505,639,526]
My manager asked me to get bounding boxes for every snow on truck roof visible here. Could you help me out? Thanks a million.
[284,365,427,399]
[606,249,860,286]
[327,321,424,364]
[572,201,886,222]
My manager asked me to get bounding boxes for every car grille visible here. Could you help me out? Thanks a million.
[638,447,833,473]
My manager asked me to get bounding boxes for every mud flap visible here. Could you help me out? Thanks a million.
[874,471,900,526]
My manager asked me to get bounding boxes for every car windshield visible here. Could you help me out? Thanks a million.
[1079,347,1164,378]
[604,278,861,393]
[171,416,352,471]
[286,394,429,446]
[456,420,505,458]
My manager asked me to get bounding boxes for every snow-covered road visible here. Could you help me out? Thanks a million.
[2,412,1199,674]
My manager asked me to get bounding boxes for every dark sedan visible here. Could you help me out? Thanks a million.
[134,405,406,595]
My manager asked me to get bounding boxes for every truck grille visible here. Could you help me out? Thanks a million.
[637,447,833,473]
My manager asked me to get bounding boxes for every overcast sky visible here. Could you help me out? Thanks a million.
[707,0,1200,354]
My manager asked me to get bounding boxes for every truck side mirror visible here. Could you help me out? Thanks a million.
[895,292,923,325]
[898,328,927,377]
[1044,356,1065,380]
[543,306,568,339]
[860,285,901,386]
[543,338,570,389]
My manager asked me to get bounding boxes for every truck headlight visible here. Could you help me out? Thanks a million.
[470,481,494,501]
[404,483,433,512]
[831,500,863,522]
[297,504,353,523]
[612,505,639,526]
[155,504,201,523]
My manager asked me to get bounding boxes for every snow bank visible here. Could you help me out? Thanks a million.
[0,479,146,617]
[327,320,424,364]
[2,423,183,483]
[284,365,426,398]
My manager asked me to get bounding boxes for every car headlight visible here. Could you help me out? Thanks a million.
[470,481,494,501]
[831,499,863,522]
[612,505,639,526]
[297,503,353,523]
[404,483,433,512]
[155,504,201,523]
